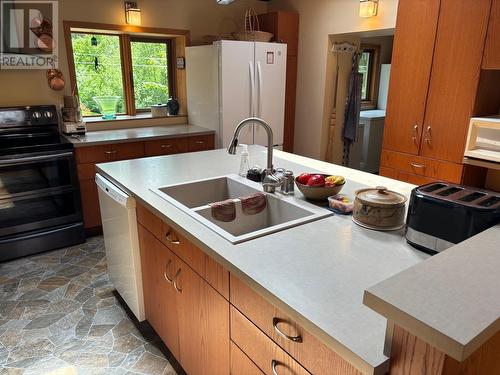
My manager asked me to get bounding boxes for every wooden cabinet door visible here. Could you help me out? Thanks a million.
[138,225,180,359]
[483,0,500,69]
[174,256,230,375]
[79,179,101,229]
[382,0,440,155]
[420,0,491,163]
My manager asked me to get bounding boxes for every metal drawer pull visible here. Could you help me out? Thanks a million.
[271,360,281,375]
[410,162,425,169]
[165,230,180,245]
[272,317,303,343]
[195,141,204,145]
[164,259,173,283]
[160,144,172,149]
[104,150,117,155]
[173,268,182,293]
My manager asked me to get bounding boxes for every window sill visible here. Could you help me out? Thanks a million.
[83,113,188,131]
[84,113,185,124]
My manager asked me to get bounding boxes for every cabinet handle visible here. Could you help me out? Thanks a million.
[424,126,432,145]
[173,268,182,293]
[272,317,303,343]
[165,230,180,245]
[164,259,173,283]
[410,162,425,169]
[271,360,281,375]
[160,144,172,149]
[195,141,204,145]
[104,150,117,155]
[411,124,418,142]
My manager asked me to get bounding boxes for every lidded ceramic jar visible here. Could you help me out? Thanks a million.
[353,186,407,231]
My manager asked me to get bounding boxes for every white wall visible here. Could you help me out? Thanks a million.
[269,0,399,159]
[0,0,267,107]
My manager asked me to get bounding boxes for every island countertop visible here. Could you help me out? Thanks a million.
[364,225,500,362]
[64,124,214,147]
[96,146,430,374]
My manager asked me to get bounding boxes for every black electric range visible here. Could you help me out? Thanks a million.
[0,105,85,262]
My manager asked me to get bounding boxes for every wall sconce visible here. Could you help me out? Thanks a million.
[125,1,141,25]
[359,0,379,18]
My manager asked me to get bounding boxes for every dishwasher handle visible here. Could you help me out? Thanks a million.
[95,173,135,209]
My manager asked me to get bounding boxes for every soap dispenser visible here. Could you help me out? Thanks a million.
[239,144,250,177]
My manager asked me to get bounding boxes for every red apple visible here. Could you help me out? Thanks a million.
[307,174,325,187]
[297,173,312,185]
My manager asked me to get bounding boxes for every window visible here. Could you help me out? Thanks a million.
[130,38,173,111]
[358,44,380,109]
[64,22,187,118]
[71,33,125,116]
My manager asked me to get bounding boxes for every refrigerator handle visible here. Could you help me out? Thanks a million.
[257,61,263,119]
[249,61,255,117]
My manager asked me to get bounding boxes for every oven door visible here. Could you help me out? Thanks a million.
[0,151,77,199]
[0,187,82,237]
[0,151,82,238]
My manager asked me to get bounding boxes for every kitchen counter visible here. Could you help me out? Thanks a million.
[64,124,214,147]
[96,145,429,374]
[364,224,500,362]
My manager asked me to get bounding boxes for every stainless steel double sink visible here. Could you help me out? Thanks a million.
[151,174,332,244]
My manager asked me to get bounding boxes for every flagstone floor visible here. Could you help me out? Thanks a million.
[0,236,181,375]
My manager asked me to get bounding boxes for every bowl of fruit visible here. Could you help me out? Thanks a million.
[295,173,345,201]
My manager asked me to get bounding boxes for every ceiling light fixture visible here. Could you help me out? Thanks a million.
[217,0,236,5]
[359,0,379,18]
[125,1,142,25]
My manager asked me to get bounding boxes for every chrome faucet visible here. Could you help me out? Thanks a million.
[227,117,282,193]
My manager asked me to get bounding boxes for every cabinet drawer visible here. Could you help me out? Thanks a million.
[144,137,188,157]
[379,166,436,186]
[187,134,215,152]
[75,142,145,164]
[380,149,463,183]
[231,307,311,375]
[231,341,264,375]
[230,275,362,375]
[136,203,229,299]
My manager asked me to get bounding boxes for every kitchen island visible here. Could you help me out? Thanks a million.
[96,146,498,375]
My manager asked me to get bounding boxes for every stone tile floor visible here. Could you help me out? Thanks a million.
[0,236,181,375]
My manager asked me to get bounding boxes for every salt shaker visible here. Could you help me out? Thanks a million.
[280,170,295,195]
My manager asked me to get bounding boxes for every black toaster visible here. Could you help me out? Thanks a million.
[406,182,500,254]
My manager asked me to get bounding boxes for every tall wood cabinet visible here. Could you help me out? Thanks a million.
[381,0,493,184]
[258,11,299,152]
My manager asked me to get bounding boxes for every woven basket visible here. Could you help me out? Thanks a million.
[232,8,273,42]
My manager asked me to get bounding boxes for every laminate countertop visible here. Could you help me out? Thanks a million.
[64,124,214,147]
[364,224,500,362]
[96,146,431,374]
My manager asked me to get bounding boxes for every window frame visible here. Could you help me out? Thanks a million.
[63,21,189,118]
[359,44,381,110]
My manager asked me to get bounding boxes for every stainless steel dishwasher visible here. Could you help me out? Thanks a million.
[96,173,145,321]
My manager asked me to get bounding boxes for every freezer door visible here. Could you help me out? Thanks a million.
[186,45,221,147]
[254,42,287,147]
[220,40,255,147]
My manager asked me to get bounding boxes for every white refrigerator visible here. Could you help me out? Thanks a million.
[186,40,287,149]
